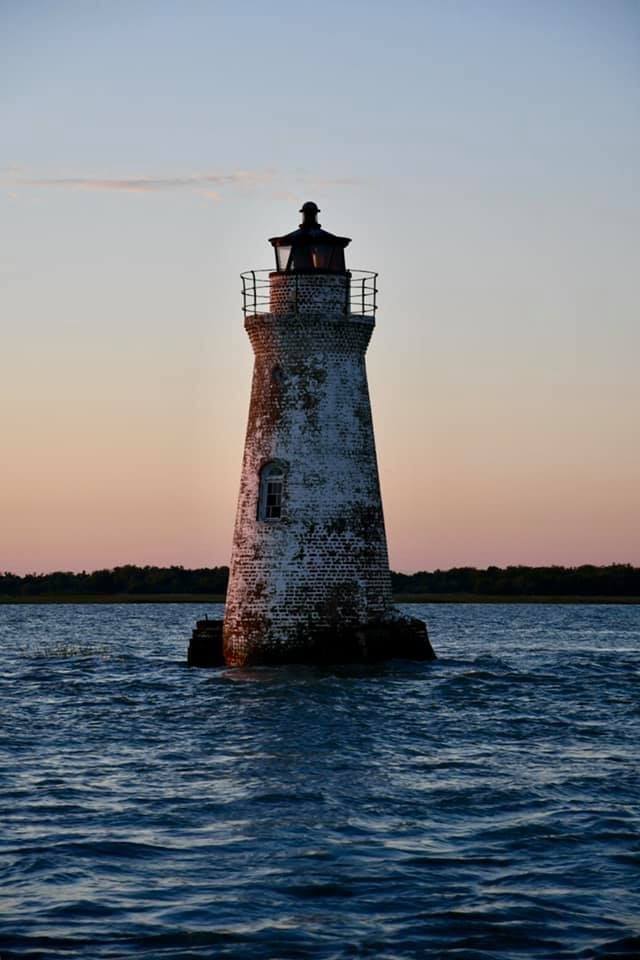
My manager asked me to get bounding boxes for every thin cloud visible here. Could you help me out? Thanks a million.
[5,169,363,202]
[13,170,275,193]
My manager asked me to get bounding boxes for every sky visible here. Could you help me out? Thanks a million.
[1,0,639,575]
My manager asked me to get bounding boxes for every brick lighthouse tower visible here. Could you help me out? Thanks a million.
[188,203,434,667]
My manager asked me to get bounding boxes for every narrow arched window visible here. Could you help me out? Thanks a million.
[258,462,285,521]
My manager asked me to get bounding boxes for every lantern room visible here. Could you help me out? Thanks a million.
[269,201,351,274]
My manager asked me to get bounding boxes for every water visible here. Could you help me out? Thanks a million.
[1,603,638,959]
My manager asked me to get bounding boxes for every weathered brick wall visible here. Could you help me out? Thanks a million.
[269,273,349,317]
[223,274,393,666]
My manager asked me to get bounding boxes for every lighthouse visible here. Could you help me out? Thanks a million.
[196,201,433,668]
[188,203,434,667]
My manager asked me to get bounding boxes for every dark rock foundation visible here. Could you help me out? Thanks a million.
[188,610,435,668]
[187,618,224,667]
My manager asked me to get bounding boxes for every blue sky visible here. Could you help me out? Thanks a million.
[2,1,639,573]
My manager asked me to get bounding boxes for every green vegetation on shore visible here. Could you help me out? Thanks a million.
[1,564,638,603]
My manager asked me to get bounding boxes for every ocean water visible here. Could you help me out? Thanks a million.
[0,603,638,960]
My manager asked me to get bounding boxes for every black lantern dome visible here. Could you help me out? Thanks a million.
[269,202,351,274]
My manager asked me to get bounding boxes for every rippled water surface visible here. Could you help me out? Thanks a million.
[1,603,639,959]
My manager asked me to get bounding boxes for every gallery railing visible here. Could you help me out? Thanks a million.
[240,270,378,319]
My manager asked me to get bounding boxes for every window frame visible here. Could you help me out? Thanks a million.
[258,461,287,522]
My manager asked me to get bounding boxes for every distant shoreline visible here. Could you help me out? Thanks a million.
[1,594,638,605]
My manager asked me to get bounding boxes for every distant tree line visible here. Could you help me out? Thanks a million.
[391,564,640,597]
[0,564,638,599]
[0,565,229,598]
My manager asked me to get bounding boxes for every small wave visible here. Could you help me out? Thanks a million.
[28,644,111,659]
[582,934,640,959]
[252,790,325,805]
[284,881,354,899]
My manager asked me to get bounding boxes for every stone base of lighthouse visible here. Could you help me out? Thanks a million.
[188,609,434,668]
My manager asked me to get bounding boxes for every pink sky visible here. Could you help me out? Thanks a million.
[2,3,638,574]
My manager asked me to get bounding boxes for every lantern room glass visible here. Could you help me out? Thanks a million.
[276,246,291,272]
[311,245,333,269]
[273,243,347,273]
